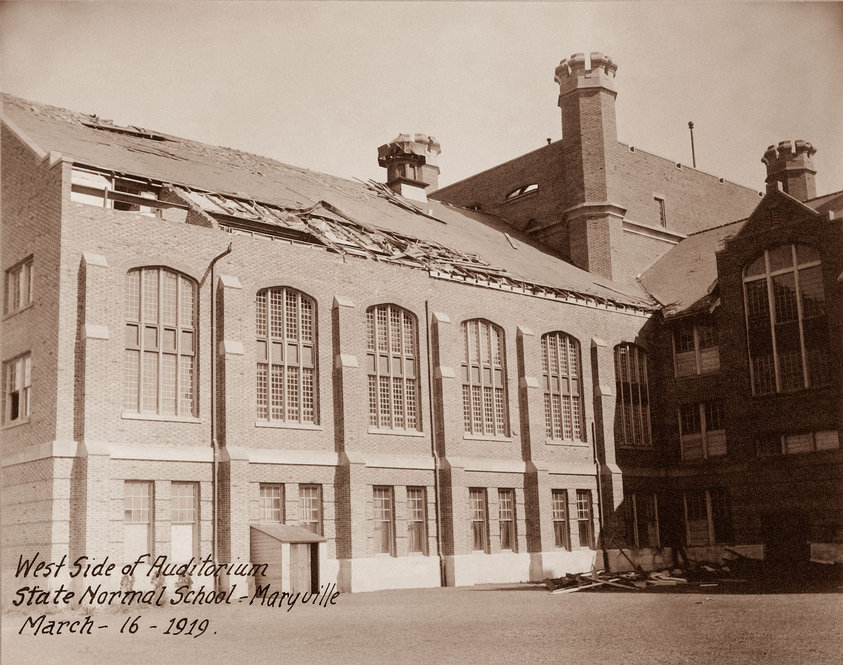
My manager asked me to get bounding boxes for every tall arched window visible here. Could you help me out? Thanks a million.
[541,332,585,441]
[124,267,196,416]
[743,243,830,394]
[461,319,508,436]
[255,287,317,423]
[366,304,420,431]
[614,343,651,447]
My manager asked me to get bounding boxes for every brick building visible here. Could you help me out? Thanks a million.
[2,51,841,600]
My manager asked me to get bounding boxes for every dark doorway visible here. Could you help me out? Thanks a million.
[761,512,810,564]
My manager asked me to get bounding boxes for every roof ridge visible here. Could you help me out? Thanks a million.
[685,217,748,237]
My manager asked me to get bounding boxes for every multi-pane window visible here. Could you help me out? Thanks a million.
[373,486,394,555]
[498,489,516,551]
[3,353,31,424]
[575,489,595,549]
[170,482,198,562]
[5,257,33,315]
[624,492,660,548]
[758,429,840,457]
[123,481,153,562]
[461,320,508,437]
[298,484,322,534]
[469,488,489,552]
[366,305,420,431]
[124,267,196,416]
[542,332,585,441]
[684,489,731,546]
[256,288,317,424]
[673,322,720,377]
[260,484,284,522]
[407,487,427,554]
[614,343,652,447]
[679,401,726,460]
[743,244,831,394]
[551,490,571,550]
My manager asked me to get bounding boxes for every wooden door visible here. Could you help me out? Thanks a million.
[289,543,312,593]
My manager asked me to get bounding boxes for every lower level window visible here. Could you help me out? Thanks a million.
[124,480,153,563]
[624,492,660,548]
[373,486,394,555]
[3,353,31,424]
[407,487,427,554]
[498,489,516,551]
[758,430,840,456]
[684,488,731,546]
[260,484,284,522]
[170,482,198,563]
[298,484,322,534]
[469,488,489,552]
[551,490,571,550]
[576,490,595,549]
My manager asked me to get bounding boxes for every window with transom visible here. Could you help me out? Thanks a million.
[541,332,584,441]
[366,304,420,431]
[124,267,196,416]
[743,244,830,394]
[256,287,317,424]
[461,320,508,437]
[614,343,652,448]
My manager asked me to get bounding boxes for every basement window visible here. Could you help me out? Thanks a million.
[504,183,539,201]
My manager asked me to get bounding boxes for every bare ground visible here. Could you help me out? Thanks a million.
[3,583,842,665]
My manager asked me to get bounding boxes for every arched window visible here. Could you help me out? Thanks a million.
[461,319,508,436]
[366,304,420,431]
[124,267,196,416]
[255,287,317,423]
[743,244,830,394]
[614,343,651,447]
[541,332,585,441]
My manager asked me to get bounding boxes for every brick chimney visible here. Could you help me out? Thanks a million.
[378,134,441,202]
[762,140,817,202]
[545,52,625,281]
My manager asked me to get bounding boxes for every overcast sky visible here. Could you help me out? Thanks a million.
[1,2,841,195]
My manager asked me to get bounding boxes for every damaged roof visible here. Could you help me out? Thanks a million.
[640,188,843,318]
[638,219,746,317]
[1,93,653,309]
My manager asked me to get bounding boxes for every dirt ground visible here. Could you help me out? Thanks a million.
[3,583,842,665]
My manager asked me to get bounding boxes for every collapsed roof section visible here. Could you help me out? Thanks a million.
[2,93,655,312]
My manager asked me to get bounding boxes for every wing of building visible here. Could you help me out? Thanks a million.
[1,51,841,600]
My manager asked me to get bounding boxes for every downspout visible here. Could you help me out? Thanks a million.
[592,420,610,573]
[425,300,446,586]
[209,242,232,592]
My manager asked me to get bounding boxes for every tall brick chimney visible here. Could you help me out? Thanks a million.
[378,134,441,202]
[547,52,626,281]
[762,140,817,202]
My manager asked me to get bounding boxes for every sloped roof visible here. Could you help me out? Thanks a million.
[251,524,326,543]
[640,186,843,318]
[805,189,843,218]
[638,219,746,317]
[1,93,652,309]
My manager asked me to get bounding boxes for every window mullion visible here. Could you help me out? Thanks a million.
[683,494,690,546]
[653,494,660,548]
[705,490,715,546]
[700,403,708,459]
[791,246,810,389]
[693,326,701,375]
[156,268,163,414]
[137,271,145,412]
[174,276,181,416]
[297,293,303,423]
[634,347,645,447]
[631,493,639,548]
[764,250,782,392]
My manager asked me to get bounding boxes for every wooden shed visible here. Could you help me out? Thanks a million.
[250,524,326,594]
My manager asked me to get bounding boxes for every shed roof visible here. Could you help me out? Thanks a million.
[251,523,326,543]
